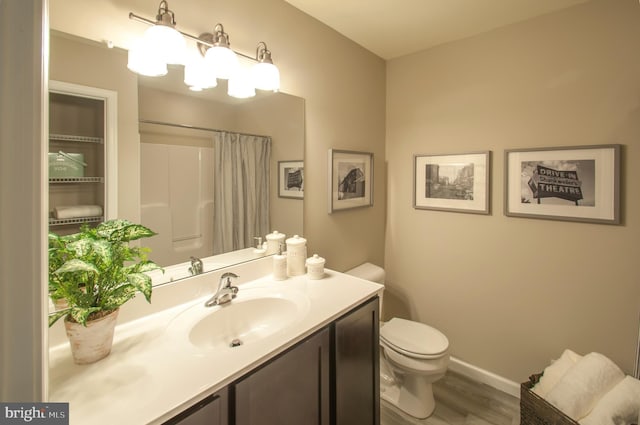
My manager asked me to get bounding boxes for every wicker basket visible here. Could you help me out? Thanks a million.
[520,373,579,425]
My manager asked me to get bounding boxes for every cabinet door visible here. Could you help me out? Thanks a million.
[163,388,228,425]
[334,296,380,425]
[235,328,330,425]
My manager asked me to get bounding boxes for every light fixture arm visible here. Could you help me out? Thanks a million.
[256,41,273,64]
[155,0,177,26]
[212,23,229,47]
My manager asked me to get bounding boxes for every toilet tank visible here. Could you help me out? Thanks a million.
[345,263,385,317]
[345,262,385,284]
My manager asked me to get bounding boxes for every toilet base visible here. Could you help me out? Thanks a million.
[380,377,435,419]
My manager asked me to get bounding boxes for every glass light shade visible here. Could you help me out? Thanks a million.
[144,24,186,65]
[127,40,167,77]
[228,69,256,99]
[184,56,217,89]
[204,46,239,80]
[252,62,280,91]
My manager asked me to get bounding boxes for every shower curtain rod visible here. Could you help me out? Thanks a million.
[139,119,270,139]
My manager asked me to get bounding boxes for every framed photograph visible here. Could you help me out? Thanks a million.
[278,160,304,199]
[328,149,373,213]
[413,151,490,214]
[505,145,621,224]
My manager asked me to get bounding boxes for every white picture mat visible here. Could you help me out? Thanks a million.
[506,147,617,221]
[414,153,489,213]
[278,160,304,199]
[328,150,373,212]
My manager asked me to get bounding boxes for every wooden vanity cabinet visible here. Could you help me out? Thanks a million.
[164,388,228,425]
[235,328,331,425]
[333,296,380,425]
[164,296,379,425]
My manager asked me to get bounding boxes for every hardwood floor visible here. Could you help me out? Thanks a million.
[380,371,520,425]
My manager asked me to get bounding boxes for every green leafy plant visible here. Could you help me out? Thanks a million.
[48,219,162,327]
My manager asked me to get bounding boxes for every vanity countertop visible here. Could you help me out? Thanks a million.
[48,269,382,425]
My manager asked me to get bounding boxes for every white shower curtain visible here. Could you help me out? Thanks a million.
[213,131,271,255]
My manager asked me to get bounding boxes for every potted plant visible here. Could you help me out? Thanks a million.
[48,219,161,364]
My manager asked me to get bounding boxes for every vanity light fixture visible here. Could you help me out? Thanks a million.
[201,24,239,80]
[142,1,185,65]
[184,52,218,90]
[252,42,280,92]
[228,66,256,99]
[127,38,168,77]
[128,1,281,97]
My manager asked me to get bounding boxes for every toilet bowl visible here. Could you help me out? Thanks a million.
[345,263,450,419]
[380,318,449,418]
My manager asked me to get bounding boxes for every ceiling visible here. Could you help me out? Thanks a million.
[283,0,591,60]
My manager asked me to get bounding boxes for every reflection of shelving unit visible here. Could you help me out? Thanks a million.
[50,177,105,184]
[49,81,117,234]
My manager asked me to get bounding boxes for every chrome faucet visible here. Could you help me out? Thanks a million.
[189,256,203,276]
[205,272,239,307]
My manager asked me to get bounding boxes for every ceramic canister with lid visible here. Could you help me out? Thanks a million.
[265,230,286,255]
[286,235,307,276]
[306,254,325,280]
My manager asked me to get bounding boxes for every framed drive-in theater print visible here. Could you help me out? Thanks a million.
[504,144,620,224]
[413,151,490,215]
[278,160,304,199]
[328,149,373,213]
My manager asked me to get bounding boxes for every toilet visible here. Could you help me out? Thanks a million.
[346,263,450,419]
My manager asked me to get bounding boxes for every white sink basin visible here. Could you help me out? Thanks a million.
[168,285,310,350]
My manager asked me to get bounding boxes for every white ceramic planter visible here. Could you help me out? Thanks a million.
[64,309,119,364]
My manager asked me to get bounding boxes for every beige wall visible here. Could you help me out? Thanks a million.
[49,0,387,271]
[385,0,640,381]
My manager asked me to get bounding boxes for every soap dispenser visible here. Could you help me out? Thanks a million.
[272,243,287,281]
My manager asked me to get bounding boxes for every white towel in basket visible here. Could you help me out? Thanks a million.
[579,375,640,425]
[533,349,582,397]
[546,352,625,420]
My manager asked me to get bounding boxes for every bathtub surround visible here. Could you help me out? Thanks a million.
[142,128,274,266]
[137,85,303,268]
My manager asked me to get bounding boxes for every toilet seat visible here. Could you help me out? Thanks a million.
[380,318,449,360]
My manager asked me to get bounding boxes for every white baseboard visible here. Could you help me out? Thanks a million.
[448,356,521,398]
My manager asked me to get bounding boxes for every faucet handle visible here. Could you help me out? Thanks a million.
[221,272,239,280]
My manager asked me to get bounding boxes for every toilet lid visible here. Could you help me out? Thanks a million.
[380,318,449,359]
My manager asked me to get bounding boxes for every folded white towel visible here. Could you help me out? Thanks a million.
[53,205,103,219]
[533,349,582,397]
[546,352,625,420]
[580,375,640,425]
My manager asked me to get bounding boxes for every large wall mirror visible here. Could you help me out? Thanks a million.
[48,27,304,286]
